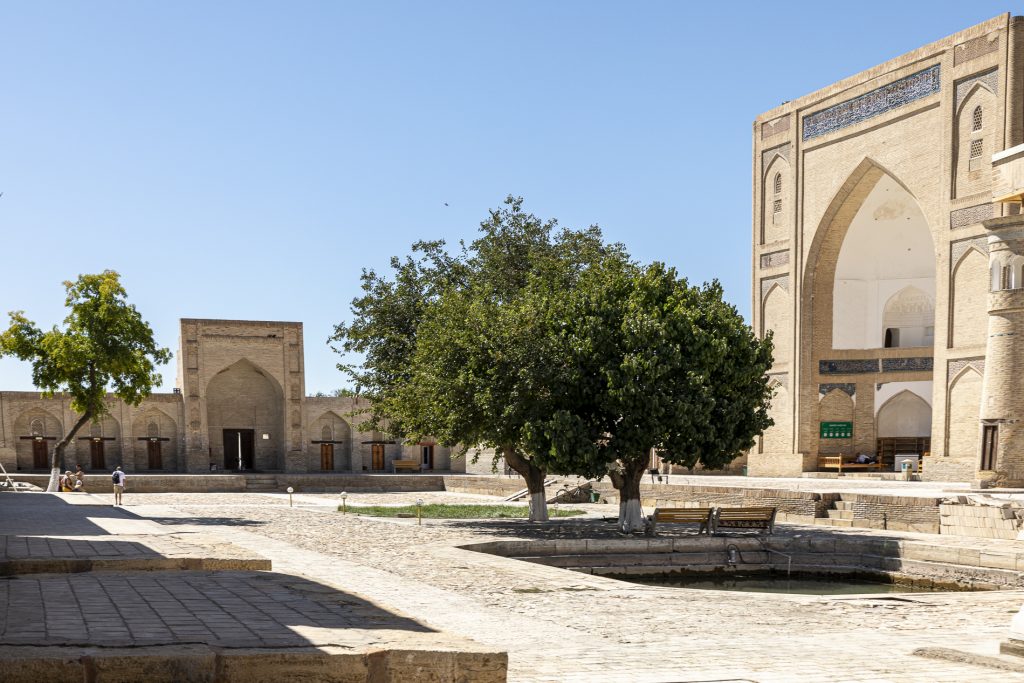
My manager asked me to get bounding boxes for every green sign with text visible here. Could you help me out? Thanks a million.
[820,421,853,439]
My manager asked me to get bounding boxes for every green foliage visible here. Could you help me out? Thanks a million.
[0,271,171,420]
[529,259,775,476]
[337,503,584,519]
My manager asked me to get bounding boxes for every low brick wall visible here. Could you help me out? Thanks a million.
[7,473,447,494]
[838,493,942,533]
[591,483,837,523]
[940,500,1024,540]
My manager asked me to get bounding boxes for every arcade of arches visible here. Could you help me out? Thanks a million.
[0,318,460,475]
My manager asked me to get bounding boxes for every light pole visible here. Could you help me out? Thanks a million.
[416,498,424,525]
[340,491,348,514]
[287,486,294,507]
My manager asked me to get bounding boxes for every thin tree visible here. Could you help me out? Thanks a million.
[0,271,171,491]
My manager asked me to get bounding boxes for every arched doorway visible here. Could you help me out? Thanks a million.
[206,359,284,471]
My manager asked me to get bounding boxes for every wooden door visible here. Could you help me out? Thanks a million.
[421,445,434,471]
[320,443,334,471]
[90,440,105,470]
[981,425,998,471]
[147,440,163,470]
[371,444,385,471]
[32,439,48,469]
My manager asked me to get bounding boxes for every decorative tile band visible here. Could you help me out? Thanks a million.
[947,357,985,382]
[819,383,856,397]
[881,357,933,372]
[954,32,999,67]
[819,359,879,374]
[761,143,791,170]
[950,203,994,230]
[760,275,789,300]
[951,237,989,269]
[802,65,941,141]
[760,250,790,269]
[761,115,790,139]
[954,68,998,112]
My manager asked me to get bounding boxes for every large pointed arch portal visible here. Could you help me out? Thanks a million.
[206,359,285,471]
[801,159,937,460]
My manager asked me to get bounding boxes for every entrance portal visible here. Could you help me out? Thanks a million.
[32,439,48,469]
[421,445,434,471]
[90,440,105,470]
[371,444,385,471]
[147,440,163,470]
[223,429,255,471]
[320,443,334,471]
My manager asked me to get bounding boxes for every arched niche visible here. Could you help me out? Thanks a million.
[206,359,284,470]
[13,407,63,471]
[881,286,934,348]
[310,410,352,471]
[830,173,936,350]
[953,84,996,198]
[761,284,791,365]
[762,155,791,244]
[946,367,983,459]
[951,248,989,347]
[131,408,178,472]
[877,390,932,438]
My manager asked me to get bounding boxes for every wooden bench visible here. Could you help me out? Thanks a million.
[392,459,420,473]
[818,455,885,473]
[712,507,777,535]
[648,507,713,535]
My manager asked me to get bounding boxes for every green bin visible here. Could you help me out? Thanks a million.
[589,490,600,503]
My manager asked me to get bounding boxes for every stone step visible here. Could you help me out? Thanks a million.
[827,510,854,520]
[814,518,854,527]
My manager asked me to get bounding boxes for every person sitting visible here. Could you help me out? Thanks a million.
[59,471,75,492]
[854,453,876,464]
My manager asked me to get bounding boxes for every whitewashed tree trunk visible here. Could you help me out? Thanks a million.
[46,467,60,492]
[618,497,645,533]
[529,491,549,522]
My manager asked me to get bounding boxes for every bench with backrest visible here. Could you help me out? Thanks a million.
[392,459,420,473]
[712,507,777,535]
[818,454,885,473]
[648,507,714,535]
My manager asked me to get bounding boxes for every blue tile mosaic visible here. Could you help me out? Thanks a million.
[819,359,879,374]
[819,383,856,397]
[882,357,934,372]
[803,65,941,141]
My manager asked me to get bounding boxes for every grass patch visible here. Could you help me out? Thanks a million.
[337,503,585,519]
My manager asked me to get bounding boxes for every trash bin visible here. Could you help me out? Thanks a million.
[900,461,912,481]
[589,490,600,503]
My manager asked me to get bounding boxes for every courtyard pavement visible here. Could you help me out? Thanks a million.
[41,487,1024,683]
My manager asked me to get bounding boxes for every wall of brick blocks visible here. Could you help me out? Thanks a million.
[836,493,942,533]
[939,500,1024,539]
[749,14,1021,479]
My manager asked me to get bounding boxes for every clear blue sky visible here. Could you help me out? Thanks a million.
[0,1,1016,394]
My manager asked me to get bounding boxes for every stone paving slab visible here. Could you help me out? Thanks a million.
[0,493,270,574]
[118,493,1024,683]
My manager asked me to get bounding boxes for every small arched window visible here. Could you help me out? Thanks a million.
[90,422,102,438]
[147,422,159,438]
[321,425,332,441]
[970,139,984,159]
[773,173,782,195]
[1001,265,1012,291]
[30,418,44,436]
[972,106,983,132]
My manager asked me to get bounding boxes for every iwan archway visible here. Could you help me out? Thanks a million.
[206,359,285,471]
[801,161,937,465]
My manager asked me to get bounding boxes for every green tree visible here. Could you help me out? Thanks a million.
[0,271,171,491]
[535,259,775,531]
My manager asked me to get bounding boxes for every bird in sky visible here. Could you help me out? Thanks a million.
[444,202,449,206]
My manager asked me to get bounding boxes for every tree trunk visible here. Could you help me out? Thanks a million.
[608,452,651,533]
[503,446,548,522]
[47,410,93,492]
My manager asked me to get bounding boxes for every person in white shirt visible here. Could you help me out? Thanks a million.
[112,466,126,505]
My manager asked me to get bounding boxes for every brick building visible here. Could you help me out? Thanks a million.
[750,13,1024,484]
[0,318,462,474]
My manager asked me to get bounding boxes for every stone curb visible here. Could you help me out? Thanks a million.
[0,644,508,683]
[0,556,271,577]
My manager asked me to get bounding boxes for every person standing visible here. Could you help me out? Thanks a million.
[112,466,126,505]
[75,464,85,488]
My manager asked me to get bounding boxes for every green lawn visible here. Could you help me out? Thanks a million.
[337,503,585,519]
